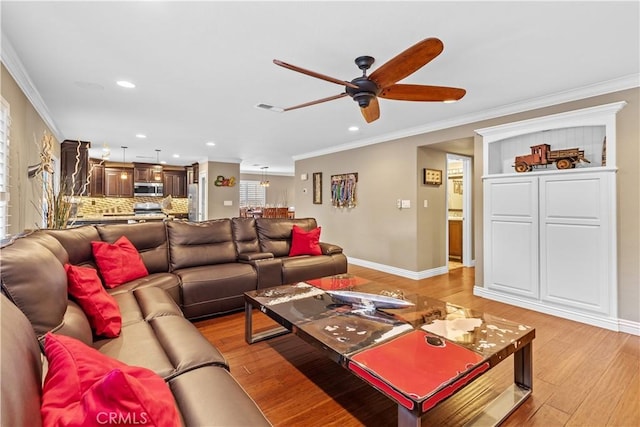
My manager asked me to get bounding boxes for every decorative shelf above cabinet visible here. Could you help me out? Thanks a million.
[475,101,626,332]
[477,101,626,178]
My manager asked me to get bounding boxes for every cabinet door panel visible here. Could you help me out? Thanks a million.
[484,177,539,298]
[488,221,539,298]
[539,173,611,314]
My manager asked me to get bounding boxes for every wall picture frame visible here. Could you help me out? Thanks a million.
[423,168,442,185]
[312,172,322,204]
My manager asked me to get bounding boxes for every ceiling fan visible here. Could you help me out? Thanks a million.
[272,38,466,123]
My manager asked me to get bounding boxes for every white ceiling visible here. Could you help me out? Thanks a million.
[2,1,638,175]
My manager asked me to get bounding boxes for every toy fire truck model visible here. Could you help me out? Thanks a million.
[514,143,590,173]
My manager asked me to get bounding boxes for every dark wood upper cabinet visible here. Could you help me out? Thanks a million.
[163,169,187,197]
[134,163,163,183]
[186,162,199,184]
[60,140,90,195]
[88,159,104,196]
[104,167,133,197]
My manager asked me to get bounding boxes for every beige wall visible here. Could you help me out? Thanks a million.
[4,58,638,322]
[203,161,240,219]
[1,64,60,235]
[296,87,639,322]
[240,173,295,208]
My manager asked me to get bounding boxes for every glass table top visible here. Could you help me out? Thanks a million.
[245,274,535,408]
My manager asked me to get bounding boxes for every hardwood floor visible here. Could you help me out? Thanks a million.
[194,265,639,426]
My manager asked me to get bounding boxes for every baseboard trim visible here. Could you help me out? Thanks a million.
[474,286,639,335]
[347,257,448,280]
[618,319,640,336]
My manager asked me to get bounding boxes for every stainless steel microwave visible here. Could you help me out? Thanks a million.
[134,182,164,197]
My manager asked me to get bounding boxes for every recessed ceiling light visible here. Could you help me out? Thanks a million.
[135,134,147,139]
[206,141,216,146]
[443,99,457,104]
[348,126,359,132]
[116,80,136,89]
[172,154,180,158]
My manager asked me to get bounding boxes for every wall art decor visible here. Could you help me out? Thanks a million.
[423,168,442,185]
[214,175,236,186]
[331,173,358,208]
[313,172,322,204]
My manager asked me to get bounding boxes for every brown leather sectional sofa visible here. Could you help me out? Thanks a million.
[0,217,347,426]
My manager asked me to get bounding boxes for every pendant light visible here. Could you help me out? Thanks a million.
[260,166,270,187]
[120,146,128,180]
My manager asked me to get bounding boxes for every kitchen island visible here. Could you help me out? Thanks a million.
[67,214,174,226]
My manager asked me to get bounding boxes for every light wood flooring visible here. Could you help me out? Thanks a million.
[194,265,639,426]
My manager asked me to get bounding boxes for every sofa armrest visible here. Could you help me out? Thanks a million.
[238,252,274,261]
[239,256,282,289]
[319,242,343,255]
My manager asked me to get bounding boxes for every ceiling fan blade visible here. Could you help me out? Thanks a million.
[274,60,359,89]
[360,97,380,123]
[369,38,444,89]
[379,84,466,102]
[283,93,348,112]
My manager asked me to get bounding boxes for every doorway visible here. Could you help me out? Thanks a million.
[446,154,473,270]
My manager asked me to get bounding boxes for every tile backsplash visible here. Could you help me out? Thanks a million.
[75,196,188,216]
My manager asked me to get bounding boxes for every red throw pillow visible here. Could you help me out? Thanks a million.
[41,333,180,427]
[91,236,148,288]
[65,264,122,338]
[289,225,322,256]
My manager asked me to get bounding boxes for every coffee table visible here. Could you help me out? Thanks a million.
[244,274,534,427]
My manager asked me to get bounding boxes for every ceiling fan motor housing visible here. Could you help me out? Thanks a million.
[346,77,380,107]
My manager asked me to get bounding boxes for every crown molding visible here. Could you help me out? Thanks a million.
[293,73,640,161]
[1,34,64,142]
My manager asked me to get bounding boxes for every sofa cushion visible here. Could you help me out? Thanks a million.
[41,333,180,427]
[168,366,271,427]
[92,236,149,288]
[56,300,94,346]
[1,294,43,427]
[167,219,237,270]
[176,263,256,319]
[231,217,260,254]
[289,225,322,256]
[93,320,176,378]
[44,226,100,268]
[0,233,68,338]
[97,222,170,274]
[106,272,182,304]
[256,218,318,257]
[65,264,122,338]
[281,255,339,284]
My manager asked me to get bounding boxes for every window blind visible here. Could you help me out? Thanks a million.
[0,98,10,239]
[239,180,265,207]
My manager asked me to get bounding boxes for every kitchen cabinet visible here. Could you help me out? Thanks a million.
[476,101,625,331]
[104,167,133,197]
[163,169,187,197]
[134,163,163,183]
[186,163,199,184]
[60,140,90,195]
[88,159,104,196]
[448,220,462,261]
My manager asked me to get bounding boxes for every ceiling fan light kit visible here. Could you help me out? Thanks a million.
[271,37,466,123]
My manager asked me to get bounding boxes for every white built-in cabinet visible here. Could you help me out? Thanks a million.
[476,102,626,331]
